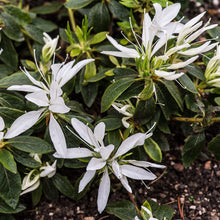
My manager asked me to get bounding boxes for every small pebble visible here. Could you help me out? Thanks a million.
[204,161,212,170]
[190,205,196,210]
[174,163,184,172]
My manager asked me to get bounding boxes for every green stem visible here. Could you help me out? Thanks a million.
[25,37,34,58]
[171,117,220,123]
[18,0,23,8]
[68,8,76,32]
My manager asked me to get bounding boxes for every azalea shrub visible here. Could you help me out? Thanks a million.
[0,0,219,219]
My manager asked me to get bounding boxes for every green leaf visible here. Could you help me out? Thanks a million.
[0,163,21,209]
[207,26,220,43]
[23,24,44,44]
[178,74,198,94]
[134,97,156,126]
[153,130,170,151]
[108,0,130,21]
[139,80,154,100]
[3,5,32,25]
[0,13,24,42]
[0,92,25,110]
[65,0,93,9]
[101,78,135,112]
[0,149,17,173]
[185,65,205,81]
[84,61,96,80]
[64,159,87,168]
[144,138,162,162]
[52,173,75,199]
[182,132,205,167]
[0,198,25,214]
[0,214,15,220]
[207,134,220,160]
[86,70,107,82]
[106,200,138,220]
[0,71,40,89]
[0,65,14,79]
[30,3,63,14]
[214,97,220,106]
[107,130,122,148]
[162,80,183,111]
[113,68,138,80]
[32,183,42,206]
[89,2,110,32]
[8,136,54,154]
[0,35,18,70]
[149,200,174,220]
[32,17,58,32]
[89,31,107,45]
[42,178,59,201]
[12,149,41,168]
[96,117,122,131]
[118,81,144,100]
[0,107,23,127]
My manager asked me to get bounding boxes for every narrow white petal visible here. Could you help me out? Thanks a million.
[87,157,106,171]
[7,85,44,93]
[4,109,45,139]
[71,118,99,147]
[97,168,110,213]
[122,116,131,128]
[167,55,199,69]
[155,70,176,77]
[100,144,114,160]
[0,132,4,141]
[114,133,150,158]
[164,72,184,80]
[94,122,105,145]
[79,170,96,193]
[49,113,67,157]
[54,147,93,159]
[20,180,40,196]
[120,175,132,193]
[121,164,157,180]
[49,97,70,114]
[59,59,94,87]
[127,160,166,169]
[151,36,168,57]
[25,91,49,107]
[0,116,5,131]
[50,81,63,100]
[184,12,206,29]
[142,13,152,50]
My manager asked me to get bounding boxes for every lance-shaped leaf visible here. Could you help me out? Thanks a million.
[0,149,17,173]
[207,134,220,160]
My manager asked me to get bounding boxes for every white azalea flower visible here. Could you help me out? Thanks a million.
[154,70,184,81]
[112,101,134,128]
[54,118,165,213]
[40,160,57,178]
[42,33,59,63]
[4,58,94,157]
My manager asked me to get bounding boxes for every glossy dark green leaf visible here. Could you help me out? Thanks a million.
[162,80,183,111]
[106,200,138,220]
[0,149,17,173]
[178,74,198,94]
[32,17,58,32]
[185,65,205,81]
[30,3,63,14]
[96,117,122,131]
[23,24,44,44]
[42,178,59,201]
[0,35,18,70]
[0,198,25,214]
[0,163,21,209]
[113,68,138,80]
[0,13,24,42]
[101,78,135,112]
[32,183,42,206]
[0,92,25,110]
[139,80,154,100]
[52,173,75,199]
[149,200,174,220]
[107,130,122,148]
[207,26,220,43]
[86,70,107,82]
[153,130,170,151]
[0,64,14,78]
[89,2,110,32]
[0,71,40,89]
[8,136,54,154]
[65,0,93,9]
[144,138,162,162]
[207,134,220,160]
[118,81,144,100]
[64,159,87,168]
[0,107,23,127]
[214,97,220,106]
[134,97,156,125]
[157,114,171,134]
[108,0,129,21]
[182,132,205,167]
[12,149,41,168]
[89,31,107,45]
[3,5,32,25]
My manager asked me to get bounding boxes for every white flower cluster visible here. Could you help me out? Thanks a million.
[102,3,218,81]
